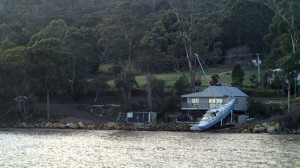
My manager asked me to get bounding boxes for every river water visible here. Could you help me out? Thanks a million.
[0,129,299,168]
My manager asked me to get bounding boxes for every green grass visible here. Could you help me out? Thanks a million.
[99,63,113,73]
[106,67,260,88]
[107,73,183,87]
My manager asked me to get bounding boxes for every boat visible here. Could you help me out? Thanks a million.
[189,54,236,131]
[197,98,236,130]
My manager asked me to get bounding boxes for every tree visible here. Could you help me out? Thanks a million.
[221,0,273,53]
[174,75,190,95]
[249,74,258,87]
[264,0,299,54]
[136,22,168,110]
[164,0,226,91]
[263,0,300,113]
[98,0,145,71]
[90,75,110,104]
[151,78,167,111]
[0,46,34,98]
[0,45,41,121]
[29,19,68,45]
[98,0,146,103]
[63,27,100,99]
[231,64,245,87]
[29,38,70,119]
[114,70,138,108]
[209,74,221,86]
[0,38,16,52]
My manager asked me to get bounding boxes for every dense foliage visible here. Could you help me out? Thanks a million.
[1,0,298,120]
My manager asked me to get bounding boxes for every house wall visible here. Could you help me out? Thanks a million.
[183,97,210,110]
[182,96,248,112]
[233,97,248,112]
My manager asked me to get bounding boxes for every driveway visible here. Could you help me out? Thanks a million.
[38,103,115,123]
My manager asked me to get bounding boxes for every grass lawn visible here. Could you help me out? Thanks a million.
[99,63,113,73]
[106,67,258,88]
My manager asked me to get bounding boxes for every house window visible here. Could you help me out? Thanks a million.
[192,98,199,105]
[209,98,222,104]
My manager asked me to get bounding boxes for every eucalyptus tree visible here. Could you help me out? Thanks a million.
[63,27,100,99]
[27,19,70,119]
[231,64,245,88]
[29,38,70,119]
[0,38,16,52]
[0,23,28,45]
[263,0,300,113]
[0,0,6,11]
[164,0,226,91]
[221,0,273,53]
[98,0,146,101]
[136,21,167,110]
[0,46,39,121]
[90,75,110,104]
[0,46,33,98]
[99,0,145,71]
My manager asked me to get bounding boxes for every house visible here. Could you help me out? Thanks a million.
[181,86,248,112]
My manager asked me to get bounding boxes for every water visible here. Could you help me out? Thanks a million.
[0,129,299,168]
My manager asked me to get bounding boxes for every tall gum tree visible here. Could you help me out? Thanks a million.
[167,0,227,91]
[98,0,145,101]
[263,0,300,113]
[28,19,70,119]
[63,27,100,99]
[29,38,70,119]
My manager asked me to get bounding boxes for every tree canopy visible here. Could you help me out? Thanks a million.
[3,0,295,119]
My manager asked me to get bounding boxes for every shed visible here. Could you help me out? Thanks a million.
[181,86,248,112]
[126,112,157,123]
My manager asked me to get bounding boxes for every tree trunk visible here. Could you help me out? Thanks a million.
[45,70,50,120]
[47,89,50,120]
[0,0,6,11]
[71,54,76,96]
[94,91,98,104]
[152,0,156,13]
[288,81,291,114]
[147,72,153,111]
[185,46,195,91]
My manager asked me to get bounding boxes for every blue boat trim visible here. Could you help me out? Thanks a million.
[198,98,236,130]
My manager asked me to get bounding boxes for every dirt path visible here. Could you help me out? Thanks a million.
[38,103,115,123]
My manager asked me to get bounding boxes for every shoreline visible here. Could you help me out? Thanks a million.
[1,120,299,134]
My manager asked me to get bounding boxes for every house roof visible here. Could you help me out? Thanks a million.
[181,86,248,98]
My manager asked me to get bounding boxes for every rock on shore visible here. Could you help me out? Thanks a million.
[236,120,299,134]
[1,120,299,134]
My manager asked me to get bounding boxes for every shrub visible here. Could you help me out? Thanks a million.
[249,100,285,119]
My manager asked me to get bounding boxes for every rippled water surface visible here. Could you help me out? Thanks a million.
[0,129,299,168]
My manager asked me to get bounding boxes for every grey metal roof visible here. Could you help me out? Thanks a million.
[182,86,248,98]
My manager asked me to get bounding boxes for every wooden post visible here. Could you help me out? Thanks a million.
[231,110,233,123]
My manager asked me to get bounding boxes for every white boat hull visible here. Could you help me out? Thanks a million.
[193,98,236,131]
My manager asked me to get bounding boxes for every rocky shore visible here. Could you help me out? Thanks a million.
[0,121,191,132]
[1,119,300,134]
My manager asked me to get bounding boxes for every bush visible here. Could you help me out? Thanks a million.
[249,100,285,119]
[174,75,190,95]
